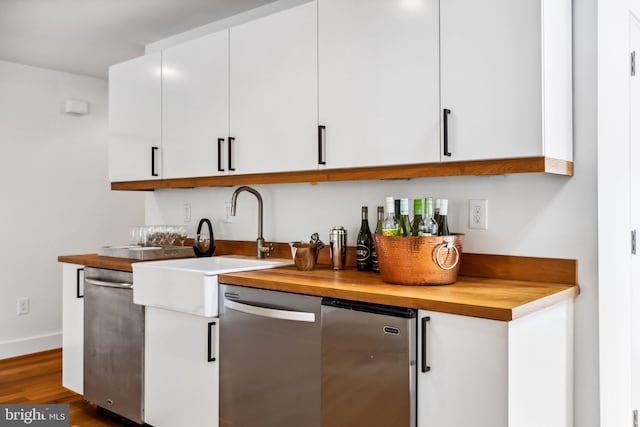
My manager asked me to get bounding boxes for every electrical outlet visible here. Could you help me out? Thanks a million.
[17,297,29,315]
[183,203,191,223]
[469,199,488,230]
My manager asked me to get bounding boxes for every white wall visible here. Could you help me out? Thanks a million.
[144,0,601,425]
[0,60,145,359]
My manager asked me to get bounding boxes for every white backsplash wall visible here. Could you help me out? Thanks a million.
[146,173,587,258]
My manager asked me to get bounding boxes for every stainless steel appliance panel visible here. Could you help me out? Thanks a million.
[321,299,416,427]
[219,284,322,427]
[83,267,144,425]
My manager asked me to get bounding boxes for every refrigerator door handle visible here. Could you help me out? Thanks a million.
[224,298,315,323]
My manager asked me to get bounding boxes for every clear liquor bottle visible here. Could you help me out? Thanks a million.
[382,197,400,236]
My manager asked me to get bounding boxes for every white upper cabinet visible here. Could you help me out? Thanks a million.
[318,0,440,169]
[162,30,230,179]
[229,2,318,174]
[440,0,572,162]
[109,53,162,181]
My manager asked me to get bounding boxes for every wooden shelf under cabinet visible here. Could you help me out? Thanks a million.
[110,156,573,191]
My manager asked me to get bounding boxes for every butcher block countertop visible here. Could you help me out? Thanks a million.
[59,245,578,321]
[218,265,577,321]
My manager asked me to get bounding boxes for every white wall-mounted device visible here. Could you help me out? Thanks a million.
[64,99,89,115]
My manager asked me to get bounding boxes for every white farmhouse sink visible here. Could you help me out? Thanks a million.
[133,255,292,317]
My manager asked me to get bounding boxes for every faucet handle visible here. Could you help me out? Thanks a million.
[260,242,275,257]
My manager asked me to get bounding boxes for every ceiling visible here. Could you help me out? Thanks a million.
[0,0,277,79]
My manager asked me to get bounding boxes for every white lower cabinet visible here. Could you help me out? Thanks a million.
[144,307,219,427]
[418,301,573,427]
[61,263,85,394]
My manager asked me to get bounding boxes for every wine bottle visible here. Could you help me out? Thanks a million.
[394,199,401,222]
[399,198,412,237]
[382,197,400,236]
[411,199,423,236]
[356,206,373,271]
[434,198,441,225]
[423,197,438,236]
[371,206,384,273]
[437,199,450,236]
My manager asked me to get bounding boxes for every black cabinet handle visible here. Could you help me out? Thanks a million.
[151,146,159,176]
[217,138,225,172]
[421,316,431,372]
[228,137,235,172]
[443,109,452,157]
[76,268,84,299]
[318,125,326,165]
[207,321,217,362]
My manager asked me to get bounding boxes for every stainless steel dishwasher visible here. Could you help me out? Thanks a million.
[219,284,322,427]
[321,298,417,427]
[83,267,144,425]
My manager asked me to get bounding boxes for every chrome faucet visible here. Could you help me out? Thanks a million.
[230,186,274,259]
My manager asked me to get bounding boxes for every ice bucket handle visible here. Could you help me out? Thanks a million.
[435,241,460,271]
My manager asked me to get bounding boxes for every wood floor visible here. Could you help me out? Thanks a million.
[0,348,126,426]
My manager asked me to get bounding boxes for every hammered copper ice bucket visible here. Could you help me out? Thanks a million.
[373,234,464,285]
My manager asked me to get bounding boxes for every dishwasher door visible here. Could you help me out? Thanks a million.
[321,298,417,427]
[219,284,322,427]
[83,267,144,425]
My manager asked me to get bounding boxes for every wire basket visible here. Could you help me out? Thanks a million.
[373,234,464,285]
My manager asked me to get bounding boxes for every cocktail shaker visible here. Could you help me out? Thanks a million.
[329,226,347,270]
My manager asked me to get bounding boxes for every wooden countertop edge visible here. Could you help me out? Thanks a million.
[217,272,578,322]
[58,254,140,272]
[59,252,579,321]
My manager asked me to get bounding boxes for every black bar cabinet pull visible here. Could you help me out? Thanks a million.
[151,146,159,176]
[422,316,431,372]
[443,109,452,157]
[207,321,217,362]
[318,125,326,165]
[217,138,225,172]
[76,268,84,299]
[228,137,235,172]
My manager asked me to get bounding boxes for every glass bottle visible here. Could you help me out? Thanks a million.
[437,199,450,236]
[394,199,401,223]
[356,206,373,271]
[399,198,412,237]
[434,198,441,225]
[411,199,424,236]
[382,197,400,236]
[423,197,438,236]
[371,206,384,273]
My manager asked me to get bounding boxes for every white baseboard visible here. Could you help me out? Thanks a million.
[0,332,62,360]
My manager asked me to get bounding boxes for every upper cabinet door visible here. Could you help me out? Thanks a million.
[162,30,230,179]
[318,0,440,169]
[229,2,318,174]
[109,53,162,182]
[440,0,572,162]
